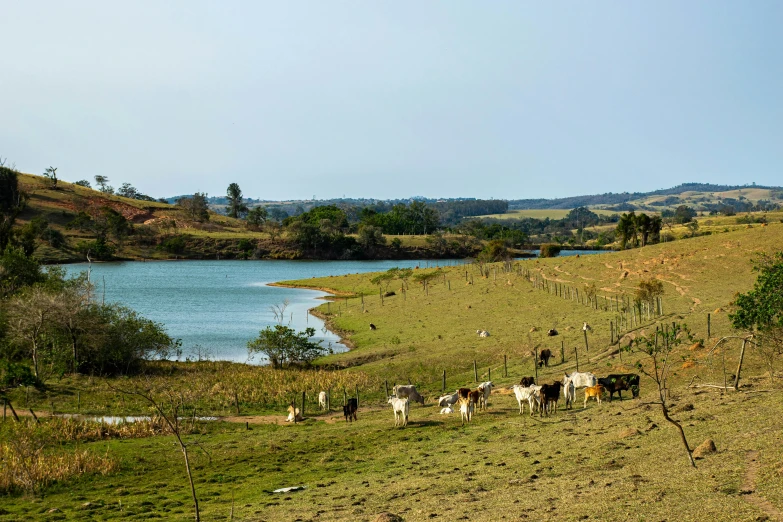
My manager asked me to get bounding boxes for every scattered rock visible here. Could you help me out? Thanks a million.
[673,403,694,413]
[693,439,717,459]
[374,513,404,522]
[618,428,642,438]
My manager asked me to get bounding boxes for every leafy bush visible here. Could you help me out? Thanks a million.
[0,360,40,391]
[539,243,561,258]
[160,235,187,254]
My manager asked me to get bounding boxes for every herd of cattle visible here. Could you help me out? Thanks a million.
[297,372,641,427]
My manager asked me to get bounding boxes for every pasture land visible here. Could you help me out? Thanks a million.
[2,223,783,521]
[480,208,621,220]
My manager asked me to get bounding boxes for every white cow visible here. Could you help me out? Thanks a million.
[437,392,459,408]
[563,372,598,409]
[439,406,454,415]
[393,385,425,405]
[388,396,409,427]
[513,384,542,416]
[476,330,491,338]
[477,381,494,410]
[318,391,327,411]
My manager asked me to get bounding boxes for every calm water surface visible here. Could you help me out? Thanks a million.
[63,259,458,362]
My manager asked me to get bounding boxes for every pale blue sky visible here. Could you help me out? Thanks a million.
[2,2,781,200]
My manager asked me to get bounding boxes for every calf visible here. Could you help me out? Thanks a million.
[388,396,409,427]
[457,387,471,400]
[513,384,542,416]
[393,384,425,406]
[468,389,482,411]
[563,372,597,409]
[538,349,553,367]
[286,404,303,422]
[539,382,563,416]
[547,329,558,337]
[597,374,640,402]
[583,385,605,408]
[343,398,358,422]
[458,397,473,425]
[318,391,327,411]
[519,376,536,387]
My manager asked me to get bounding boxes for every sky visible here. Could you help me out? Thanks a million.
[1,1,782,201]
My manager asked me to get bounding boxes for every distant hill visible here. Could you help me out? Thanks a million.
[508,183,783,212]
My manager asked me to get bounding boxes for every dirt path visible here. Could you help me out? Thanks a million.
[742,450,782,521]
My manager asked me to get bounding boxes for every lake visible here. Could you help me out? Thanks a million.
[63,259,461,363]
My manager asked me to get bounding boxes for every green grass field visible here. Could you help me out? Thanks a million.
[3,199,783,520]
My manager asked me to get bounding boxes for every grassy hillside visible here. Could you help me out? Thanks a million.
[13,173,453,263]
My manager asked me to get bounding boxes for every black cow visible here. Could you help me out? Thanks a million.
[597,374,640,401]
[519,376,536,387]
[538,349,553,367]
[343,398,358,422]
[547,329,558,337]
[539,381,563,415]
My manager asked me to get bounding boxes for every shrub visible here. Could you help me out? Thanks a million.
[539,243,561,258]
[160,235,187,254]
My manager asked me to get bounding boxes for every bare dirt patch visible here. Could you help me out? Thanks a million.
[742,450,783,521]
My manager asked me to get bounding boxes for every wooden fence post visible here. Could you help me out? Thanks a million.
[504,355,508,378]
[583,329,589,353]
[442,371,446,392]
[560,341,565,363]
[734,338,747,391]
[574,346,579,372]
[707,313,711,339]
[488,367,491,381]
[292,399,297,425]
[474,360,478,382]
[534,348,538,382]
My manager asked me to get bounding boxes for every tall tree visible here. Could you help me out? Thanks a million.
[94,175,112,193]
[1,166,27,251]
[226,183,248,219]
[177,193,210,222]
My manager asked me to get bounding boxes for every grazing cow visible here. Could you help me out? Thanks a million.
[583,385,605,408]
[476,329,490,338]
[343,398,358,422]
[519,376,536,387]
[562,372,597,408]
[440,405,454,415]
[583,322,591,332]
[477,381,494,410]
[597,374,640,402]
[458,397,473,425]
[318,391,327,411]
[547,329,559,337]
[438,392,459,408]
[370,323,377,330]
[457,387,471,400]
[539,382,563,415]
[393,384,426,406]
[388,396,409,427]
[286,404,303,422]
[513,384,542,416]
[538,349,553,367]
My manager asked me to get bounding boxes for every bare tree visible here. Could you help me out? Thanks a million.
[626,323,697,467]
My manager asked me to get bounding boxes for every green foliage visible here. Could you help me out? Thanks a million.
[731,252,783,350]
[117,182,138,199]
[478,240,509,262]
[75,238,116,260]
[0,166,27,252]
[42,166,58,188]
[246,206,268,228]
[226,183,248,219]
[357,225,386,251]
[177,193,210,222]
[635,278,664,307]
[160,235,187,254]
[359,201,438,235]
[0,360,40,392]
[0,247,44,297]
[539,243,561,258]
[247,325,326,368]
[73,179,91,188]
[672,205,696,224]
[390,237,402,250]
